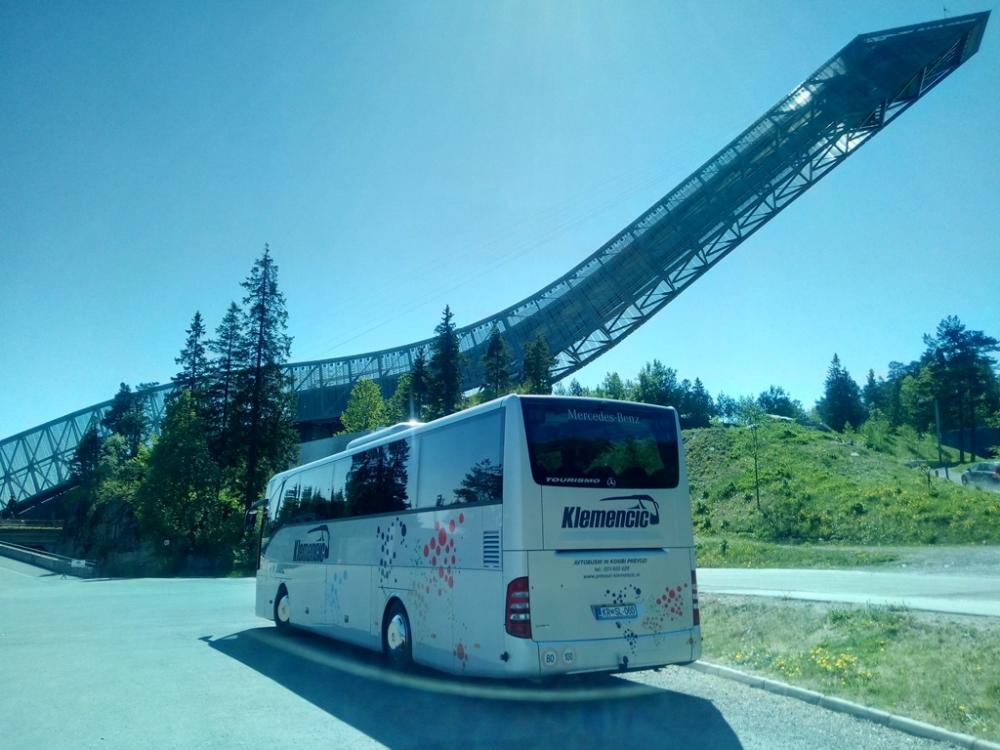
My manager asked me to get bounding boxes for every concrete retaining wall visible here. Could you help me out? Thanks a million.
[0,540,97,578]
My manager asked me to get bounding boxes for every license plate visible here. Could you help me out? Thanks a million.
[593,603,638,620]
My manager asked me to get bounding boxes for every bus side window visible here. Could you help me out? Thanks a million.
[276,479,302,529]
[345,438,412,517]
[261,478,286,552]
[330,459,349,519]
[298,464,332,521]
[417,410,504,508]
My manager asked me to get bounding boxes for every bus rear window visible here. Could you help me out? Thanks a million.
[522,399,679,489]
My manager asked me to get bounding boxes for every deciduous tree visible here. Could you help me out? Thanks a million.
[385,373,414,424]
[340,379,386,434]
[757,385,804,419]
[633,360,680,406]
[101,383,149,458]
[898,367,936,432]
[136,391,241,571]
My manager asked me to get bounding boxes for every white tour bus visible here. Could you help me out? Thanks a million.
[254,394,701,677]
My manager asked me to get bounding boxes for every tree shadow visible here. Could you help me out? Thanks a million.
[205,627,742,750]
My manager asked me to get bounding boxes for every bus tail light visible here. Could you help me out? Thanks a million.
[505,577,532,639]
[691,569,700,626]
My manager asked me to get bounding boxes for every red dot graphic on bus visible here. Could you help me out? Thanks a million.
[423,546,429,557]
[449,519,456,532]
[448,576,454,588]
[459,513,464,524]
[438,567,445,578]
[438,529,447,546]
[451,555,456,564]
[431,556,436,566]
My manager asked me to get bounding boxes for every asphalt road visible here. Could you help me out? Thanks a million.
[0,557,969,750]
[698,566,1000,617]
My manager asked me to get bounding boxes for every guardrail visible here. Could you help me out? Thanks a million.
[0,541,97,578]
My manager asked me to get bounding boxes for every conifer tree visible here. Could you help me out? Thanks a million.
[173,311,209,413]
[427,306,463,418]
[481,326,512,401]
[207,302,244,464]
[862,369,881,414]
[232,245,297,510]
[817,354,865,432]
[409,349,429,419]
[521,334,556,395]
[63,426,105,541]
[683,377,715,428]
[70,426,104,487]
[921,315,999,461]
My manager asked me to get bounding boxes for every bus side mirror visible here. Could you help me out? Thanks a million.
[245,498,267,532]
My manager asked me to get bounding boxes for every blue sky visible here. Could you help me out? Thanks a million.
[2,0,998,438]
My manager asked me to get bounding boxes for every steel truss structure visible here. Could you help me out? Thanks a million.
[1,12,989,511]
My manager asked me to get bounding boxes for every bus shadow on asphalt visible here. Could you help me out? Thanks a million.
[206,627,742,749]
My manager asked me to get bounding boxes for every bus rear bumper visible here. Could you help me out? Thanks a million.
[508,627,701,677]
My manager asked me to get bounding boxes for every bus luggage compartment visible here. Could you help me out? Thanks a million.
[527,548,696,644]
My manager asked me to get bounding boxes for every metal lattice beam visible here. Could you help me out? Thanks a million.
[0,12,989,511]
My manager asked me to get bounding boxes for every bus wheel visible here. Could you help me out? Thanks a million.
[383,601,412,669]
[274,586,292,633]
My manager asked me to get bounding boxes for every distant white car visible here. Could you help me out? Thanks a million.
[961,461,1000,489]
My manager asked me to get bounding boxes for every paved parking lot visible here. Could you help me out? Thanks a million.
[0,558,965,750]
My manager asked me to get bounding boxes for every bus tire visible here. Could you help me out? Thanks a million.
[274,585,292,633]
[383,600,412,669]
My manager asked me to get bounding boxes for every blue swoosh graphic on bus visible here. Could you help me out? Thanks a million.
[294,524,331,562]
[600,495,660,526]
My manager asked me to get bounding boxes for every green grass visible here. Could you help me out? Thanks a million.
[685,421,1000,545]
[701,595,1000,742]
[695,537,898,568]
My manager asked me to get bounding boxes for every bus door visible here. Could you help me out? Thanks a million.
[285,521,331,627]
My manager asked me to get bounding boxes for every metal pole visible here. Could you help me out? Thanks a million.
[934,399,948,480]
[752,424,761,513]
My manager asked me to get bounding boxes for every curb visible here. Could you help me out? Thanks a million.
[689,661,1000,750]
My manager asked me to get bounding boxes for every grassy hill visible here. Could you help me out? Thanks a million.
[683,421,1000,546]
